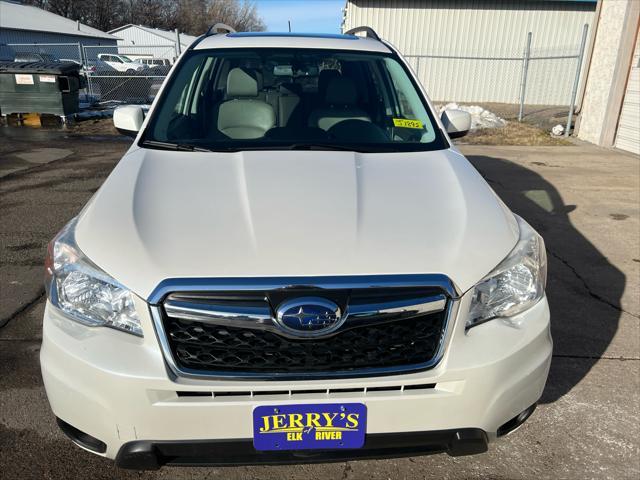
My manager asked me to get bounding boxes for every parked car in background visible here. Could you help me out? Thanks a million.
[85,59,114,73]
[14,52,59,63]
[97,54,145,73]
[59,59,95,76]
[135,58,172,76]
[135,58,171,68]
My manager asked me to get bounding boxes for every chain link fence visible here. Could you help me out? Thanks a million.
[82,45,177,105]
[3,42,178,107]
[4,27,588,134]
[404,25,589,135]
[5,42,83,63]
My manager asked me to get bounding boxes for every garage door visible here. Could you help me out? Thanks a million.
[615,33,640,155]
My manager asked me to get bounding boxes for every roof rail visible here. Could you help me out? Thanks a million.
[344,26,380,41]
[205,23,236,36]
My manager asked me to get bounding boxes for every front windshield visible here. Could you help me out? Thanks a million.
[120,55,133,62]
[143,48,447,152]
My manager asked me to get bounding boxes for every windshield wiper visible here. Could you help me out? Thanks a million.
[141,140,213,152]
[284,143,357,151]
[141,140,387,153]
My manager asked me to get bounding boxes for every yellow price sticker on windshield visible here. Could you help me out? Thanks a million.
[393,118,423,129]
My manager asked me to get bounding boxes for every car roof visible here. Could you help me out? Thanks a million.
[193,32,392,54]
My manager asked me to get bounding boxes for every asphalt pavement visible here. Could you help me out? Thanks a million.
[0,127,638,479]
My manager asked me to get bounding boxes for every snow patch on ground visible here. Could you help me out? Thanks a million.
[75,108,114,120]
[75,103,150,121]
[438,103,507,130]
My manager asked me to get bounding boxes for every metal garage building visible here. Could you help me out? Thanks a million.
[342,0,597,105]
[108,24,198,62]
[0,0,117,62]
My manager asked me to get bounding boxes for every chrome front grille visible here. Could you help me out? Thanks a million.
[150,275,458,380]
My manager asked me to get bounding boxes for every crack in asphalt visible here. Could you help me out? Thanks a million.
[0,338,42,342]
[0,154,75,183]
[341,462,352,480]
[0,290,44,329]
[547,249,639,319]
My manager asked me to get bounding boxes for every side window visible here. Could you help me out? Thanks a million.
[384,62,415,118]
[150,55,218,140]
[383,57,435,143]
[188,57,216,114]
[172,56,215,115]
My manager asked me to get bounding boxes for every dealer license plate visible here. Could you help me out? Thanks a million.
[253,403,367,451]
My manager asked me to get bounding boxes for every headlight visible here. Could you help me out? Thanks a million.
[467,215,547,329]
[44,218,143,336]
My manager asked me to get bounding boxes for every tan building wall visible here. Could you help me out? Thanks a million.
[578,0,640,146]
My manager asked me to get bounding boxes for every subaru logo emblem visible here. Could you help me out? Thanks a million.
[275,297,343,337]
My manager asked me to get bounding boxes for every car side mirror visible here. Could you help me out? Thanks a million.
[441,109,471,139]
[113,105,144,138]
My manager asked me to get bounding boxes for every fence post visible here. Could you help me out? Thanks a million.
[174,29,182,56]
[565,23,589,137]
[76,43,82,63]
[518,32,532,122]
[84,45,93,102]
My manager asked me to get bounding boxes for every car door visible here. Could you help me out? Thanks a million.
[109,56,125,72]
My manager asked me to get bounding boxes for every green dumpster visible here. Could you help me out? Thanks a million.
[0,62,81,117]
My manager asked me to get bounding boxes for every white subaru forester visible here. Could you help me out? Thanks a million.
[41,26,551,469]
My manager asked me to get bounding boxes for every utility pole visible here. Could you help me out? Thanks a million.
[288,20,291,32]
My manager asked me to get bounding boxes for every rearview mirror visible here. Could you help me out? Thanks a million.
[113,105,145,138]
[441,109,471,139]
[273,65,293,76]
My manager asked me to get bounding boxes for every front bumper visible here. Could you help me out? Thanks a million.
[40,293,552,467]
[113,428,491,469]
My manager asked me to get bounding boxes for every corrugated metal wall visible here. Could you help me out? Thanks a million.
[0,29,116,61]
[343,0,596,105]
[110,27,185,60]
[0,29,116,46]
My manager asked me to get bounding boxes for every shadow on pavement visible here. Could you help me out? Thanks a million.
[467,155,625,404]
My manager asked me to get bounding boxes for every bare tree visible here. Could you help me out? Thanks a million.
[207,0,265,33]
[22,0,265,36]
[175,0,209,35]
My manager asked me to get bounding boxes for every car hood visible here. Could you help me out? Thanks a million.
[76,147,518,300]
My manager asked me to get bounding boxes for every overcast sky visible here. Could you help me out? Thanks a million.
[255,0,345,33]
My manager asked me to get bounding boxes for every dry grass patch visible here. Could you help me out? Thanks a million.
[460,121,572,146]
[68,117,120,136]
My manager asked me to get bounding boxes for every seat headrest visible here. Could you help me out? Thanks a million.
[325,76,357,106]
[227,68,258,97]
[318,69,340,97]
